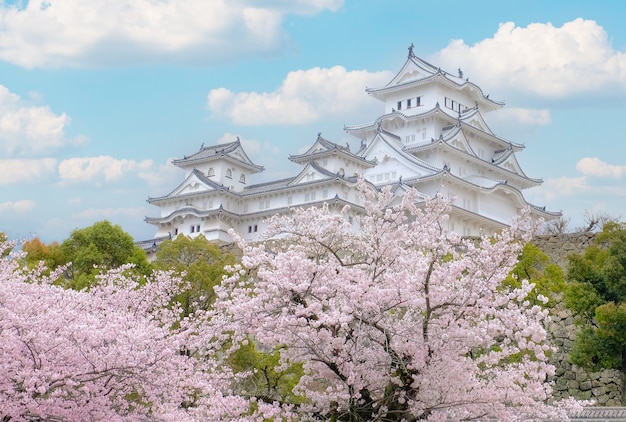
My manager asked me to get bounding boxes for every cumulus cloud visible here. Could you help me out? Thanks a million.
[432,18,626,98]
[0,200,35,213]
[576,157,626,179]
[72,207,146,220]
[208,66,393,125]
[0,0,343,68]
[0,158,57,185]
[539,176,591,200]
[58,156,153,183]
[138,157,182,189]
[489,107,551,132]
[214,132,259,155]
[0,86,84,155]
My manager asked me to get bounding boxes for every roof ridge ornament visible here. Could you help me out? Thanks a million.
[408,43,415,58]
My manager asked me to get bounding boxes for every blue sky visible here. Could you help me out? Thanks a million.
[1,0,625,243]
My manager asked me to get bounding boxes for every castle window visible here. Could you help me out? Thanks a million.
[239,174,246,183]
[196,225,200,233]
[190,225,195,233]
[254,225,258,232]
[287,196,293,205]
[207,168,215,177]
[397,101,402,110]
[416,96,421,107]
[174,228,178,236]
[226,168,232,179]
[407,98,412,108]
[259,200,270,210]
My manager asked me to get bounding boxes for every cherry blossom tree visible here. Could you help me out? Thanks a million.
[214,186,580,421]
[0,240,288,422]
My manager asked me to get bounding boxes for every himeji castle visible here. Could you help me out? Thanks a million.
[144,46,558,245]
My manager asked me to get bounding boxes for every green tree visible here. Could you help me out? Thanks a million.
[0,232,10,257]
[153,234,235,315]
[21,238,66,274]
[564,221,626,403]
[504,242,565,308]
[60,221,151,289]
[228,341,305,406]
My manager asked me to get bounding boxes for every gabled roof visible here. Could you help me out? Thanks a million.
[172,138,264,173]
[289,133,376,168]
[346,104,520,152]
[288,160,358,187]
[457,106,494,135]
[359,131,440,175]
[347,105,450,143]
[147,169,235,204]
[365,46,503,112]
[412,170,533,208]
[490,148,541,185]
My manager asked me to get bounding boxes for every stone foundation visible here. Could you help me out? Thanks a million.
[535,232,624,406]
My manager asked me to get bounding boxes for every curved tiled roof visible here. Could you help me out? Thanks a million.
[146,169,236,204]
[413,170,555,217]
[366,50,503,112]
[289,133,376,167]
[172,138,264,172]
[361,131,441,174]
[404,135,540,188]
[346,106,523,152]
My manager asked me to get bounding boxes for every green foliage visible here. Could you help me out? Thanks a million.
[570,303,626,372]
[228,341,305,405]
[153,234,235,315]
[60,221,151,289]
[504,242,565,307]
[21,238,66,275]
[564,221,626,402]
[0,232,10,257]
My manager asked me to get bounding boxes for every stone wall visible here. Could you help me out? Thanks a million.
[534,232,623,406]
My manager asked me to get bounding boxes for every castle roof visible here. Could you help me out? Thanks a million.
[289,133,376,167]
[366,45,503,113]
[172,138,264,173]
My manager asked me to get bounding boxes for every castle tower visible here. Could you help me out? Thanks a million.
[345,45,557,236]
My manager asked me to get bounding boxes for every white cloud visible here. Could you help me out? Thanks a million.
[138,157,182,189]
[0,0,343,68]
[576,157,626,179]
[0,85,84,155]
[72,207,146,220]
[216,132,270,156]
[0,200,35,213]
[67,197,82,205]
[0,158,57,185]
[207,66,393,125]
[489,107,551,131]
[58,156,153,183]
[432,18,626,98]
[539,176,591,200]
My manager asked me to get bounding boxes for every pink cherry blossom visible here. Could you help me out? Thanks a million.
[214,185,582,421]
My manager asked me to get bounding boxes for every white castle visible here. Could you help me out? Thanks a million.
[144,46,558,245]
